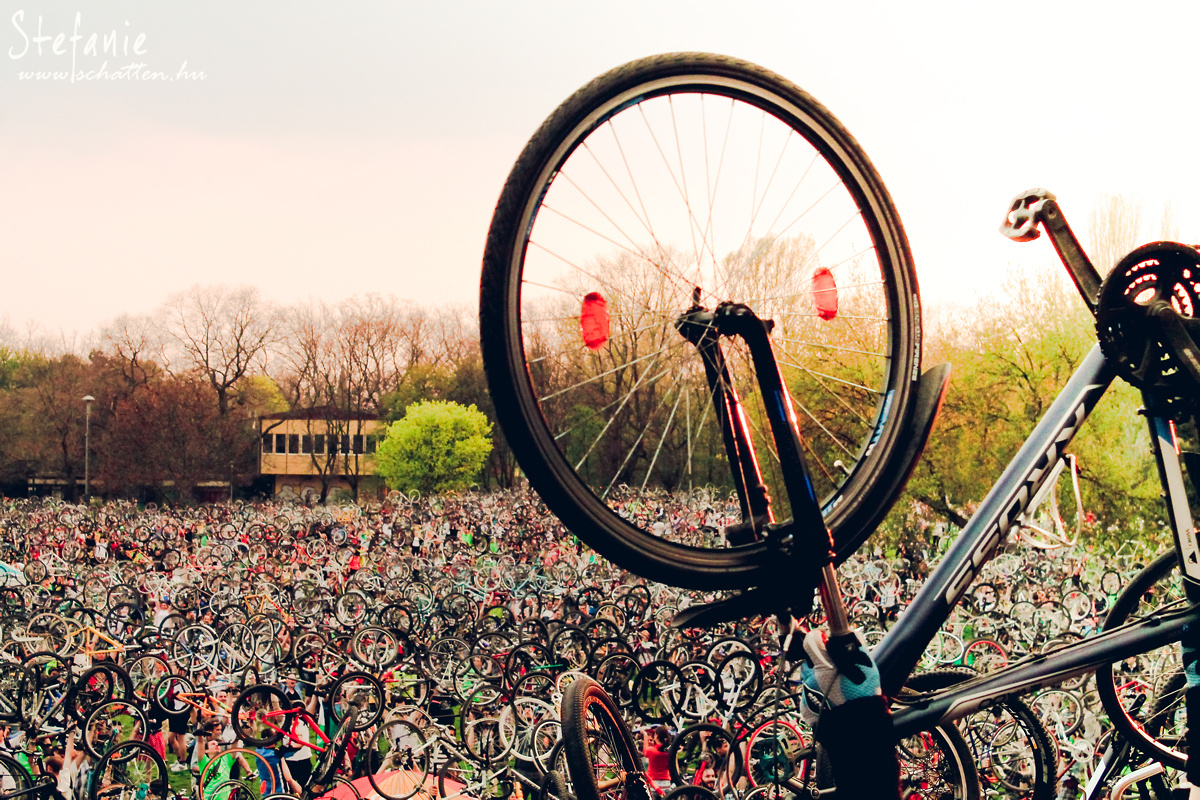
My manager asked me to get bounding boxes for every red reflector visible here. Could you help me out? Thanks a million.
[812,268,838,320]
[580,292,609,350]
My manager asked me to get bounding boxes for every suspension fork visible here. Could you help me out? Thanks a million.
[674,302,772,530]
[674,299,848,631]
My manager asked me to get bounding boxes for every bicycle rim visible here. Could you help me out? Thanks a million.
[481,52,920,589]
[561,676,645,800]
[1095,550,1187,769]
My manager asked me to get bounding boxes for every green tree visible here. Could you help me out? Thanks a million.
[375,400,493,494]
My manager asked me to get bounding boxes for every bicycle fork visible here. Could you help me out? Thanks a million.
[674,296,851,632]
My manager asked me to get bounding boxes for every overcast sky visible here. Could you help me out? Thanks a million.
[2,0,1197,342]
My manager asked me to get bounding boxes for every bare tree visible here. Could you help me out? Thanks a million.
[274,296,429,501]
[1088,194,1144,274]
[100,314,165,392]
[1160,199,1180,242]
[163,285,280,415]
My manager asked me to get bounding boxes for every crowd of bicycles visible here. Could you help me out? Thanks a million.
[0,489,1184,800]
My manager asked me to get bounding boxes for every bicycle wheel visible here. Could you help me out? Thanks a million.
[961,638,1008,674]
[1144,670,1187,800]
[364,719,431,800]
[198,747,280,799]
[313,712,358,788]
[745,719,808,789]
[231,684,291,746]
[0,663,28,723]
[893,725,981,800]
[437,759,511,800]
[83,699,150,759]
[667,723,744,788]
[479,52,921,590]
[88,739,168,800]
[331,672,385,731]
[561,676,646,800]
[0,752,31,793]
[631,659,684,723]
[1095,550,1187,769]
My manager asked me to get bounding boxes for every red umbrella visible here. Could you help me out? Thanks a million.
[318,770,469,800]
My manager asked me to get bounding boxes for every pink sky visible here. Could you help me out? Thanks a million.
[4,1,1199,343]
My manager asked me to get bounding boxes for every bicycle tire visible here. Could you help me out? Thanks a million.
[231,683,292,746]
[0,752,31,793]
[1095,550,1187,769]
[364,718,431,800]
[197,747,279,799]
[903,669,1051,800]
[437,758,511,800]
[714,650,763,711]
[960,638,1008,674]
[313,710,358,788]
[82,699,149,759]
[66,662,133,725]
[479,52,921,590]
[744,719,808,789]
[560,676,648,800]
[1144,670,1187,800]
[206,780,260,800]
[330,671,385,731]
[88,739,168,800]
[539,769,570,800]
[667,722,744,788]
[0,662,28,723]
[891,725,981,800]
[631,659,685,723]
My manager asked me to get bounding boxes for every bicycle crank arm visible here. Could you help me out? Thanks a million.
[1000,188,1101,312]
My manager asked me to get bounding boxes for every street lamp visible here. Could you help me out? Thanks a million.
[83,395,95,500]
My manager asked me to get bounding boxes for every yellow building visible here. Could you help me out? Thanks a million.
[259,407,386,502]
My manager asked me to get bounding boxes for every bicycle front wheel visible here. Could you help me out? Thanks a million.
[480,52,921,589]
[88,740,168,800]
[561,676,646,800]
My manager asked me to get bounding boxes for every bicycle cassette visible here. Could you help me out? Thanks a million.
[1095,241,1200,413]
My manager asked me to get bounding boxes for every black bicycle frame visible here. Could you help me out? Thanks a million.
[875,342,1114,694]
[693,315,1200,735]
[679,222,1200,741]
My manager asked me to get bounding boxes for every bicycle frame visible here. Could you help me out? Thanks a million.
[254,705,332,754]
[877,350,1198,736]
[685,198,1200,746]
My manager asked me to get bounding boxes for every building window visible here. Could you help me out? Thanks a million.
[302,435,313,454]
[352,435,364,454]
[262,434,273,453]
[275,434,287,454]
[365,435,378,454]
[288,434,300,454]
[341,434,351,454]
[314,434,325,454]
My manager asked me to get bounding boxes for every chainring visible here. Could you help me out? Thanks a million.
[1095,241,1200,414]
